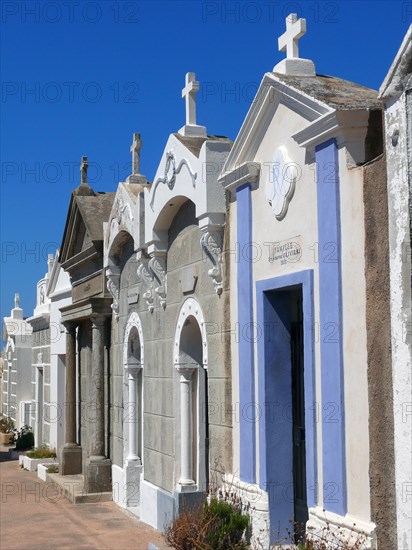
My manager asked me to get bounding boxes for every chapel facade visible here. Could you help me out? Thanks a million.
[103,75,233,527]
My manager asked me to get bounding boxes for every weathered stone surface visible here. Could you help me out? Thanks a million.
[144,378,173,417]
[144,449,174,493]
[84,457,112,493]
[60,445,82,475]
[144,413,174,457]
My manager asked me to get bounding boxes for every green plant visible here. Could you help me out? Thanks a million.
[0,416,14,433]
[14,425,34,451]
[46,465,59,474]
[164,496,250,550]
[26,444,56,459]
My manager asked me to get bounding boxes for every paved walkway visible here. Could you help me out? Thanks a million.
[0,447,169,550]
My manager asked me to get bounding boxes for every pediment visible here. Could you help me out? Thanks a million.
[60,190,115,268]
[145,133,230,250]
[60,200,95,264]
[222,73,331,175]
[104,182,147,266]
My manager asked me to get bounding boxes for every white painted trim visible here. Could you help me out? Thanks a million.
[123,311,144,464]
[174,297,209,492]
[173,297,208,368]
[123,312,144,367]
[307,506,377,549]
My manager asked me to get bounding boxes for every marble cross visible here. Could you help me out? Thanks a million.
[14,293,20,308]
[80,156,88,184]
[278,13,306,59]
[182,72,199,126]
[130,132,142,175]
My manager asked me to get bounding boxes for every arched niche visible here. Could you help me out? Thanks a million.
[174,298,209,492]
[123,312,144,463]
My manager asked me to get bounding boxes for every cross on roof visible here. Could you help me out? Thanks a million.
[182,72,199,126]
[130,132,142,175]
[14,293,20,309]
[80,156,88,185]
[278,13,306,59]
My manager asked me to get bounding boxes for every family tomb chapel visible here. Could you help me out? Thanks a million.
[219,14,394,549]
[104,72,233,529]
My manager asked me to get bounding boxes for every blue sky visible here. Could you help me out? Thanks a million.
[1,0,410,324]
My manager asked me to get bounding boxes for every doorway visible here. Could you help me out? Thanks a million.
[290,291,308,540]
[258,281,311,544]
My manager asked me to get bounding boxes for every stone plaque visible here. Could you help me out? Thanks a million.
[127,286,140,305]
[267,236,302,266]
[72,273,102,302]
[180,266,198,294]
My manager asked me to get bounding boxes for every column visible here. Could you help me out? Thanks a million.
[126,364,141,462]
[177,365,196,487]
[65,323,76,445]
[85,315,111,493]
[90,316,105,458]
[61,322,82,475]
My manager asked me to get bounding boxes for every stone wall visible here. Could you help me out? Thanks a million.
[110,199,232,495]
[363,153,398,549]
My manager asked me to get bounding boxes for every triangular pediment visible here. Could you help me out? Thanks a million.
[222,73,330,174]
[60,197,94,265]
[221,72,380,175]
[60,190,115,267]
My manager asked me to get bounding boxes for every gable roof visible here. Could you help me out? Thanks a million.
[60,186,115,264]
[274,73,381,110]
[174,133,232,158]
[221,71,381,176]
[76,193,115,242]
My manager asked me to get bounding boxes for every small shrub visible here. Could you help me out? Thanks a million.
[47,465,59,474]
[0,416,14,433]
[26,445,56,459]
[164,496,250,550]
[14,425,34,451]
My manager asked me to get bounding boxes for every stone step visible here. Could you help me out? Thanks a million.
[45,472,112,504]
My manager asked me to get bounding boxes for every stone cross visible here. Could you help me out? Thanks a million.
[14,293,20,308]
[278,13,306,59]
[130,132,142,175]
[80,156,88,184]
[182,72,199,126]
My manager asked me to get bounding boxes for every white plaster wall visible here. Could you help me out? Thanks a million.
[49,266,71,452]
[338,150,371,521]
[251,102,322,495]
[145,134,229,248]
[385,95,412,550]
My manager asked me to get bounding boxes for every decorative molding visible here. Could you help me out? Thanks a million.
[174,297,208,367]
[264,146,297,221]
[148,255,167,309]
[218,161,260,192]
[123,311,144,368]
[150,150,197,209]
[136,261,155,313]
[116,194,134,225]
[200,229,223,295]
[106,265,121,321]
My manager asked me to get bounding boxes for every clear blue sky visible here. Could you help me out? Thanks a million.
[1,0,410,325]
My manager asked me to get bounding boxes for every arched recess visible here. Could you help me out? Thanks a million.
[174,298,209,493]
[106,229,136,321]
[123,312,144,464]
